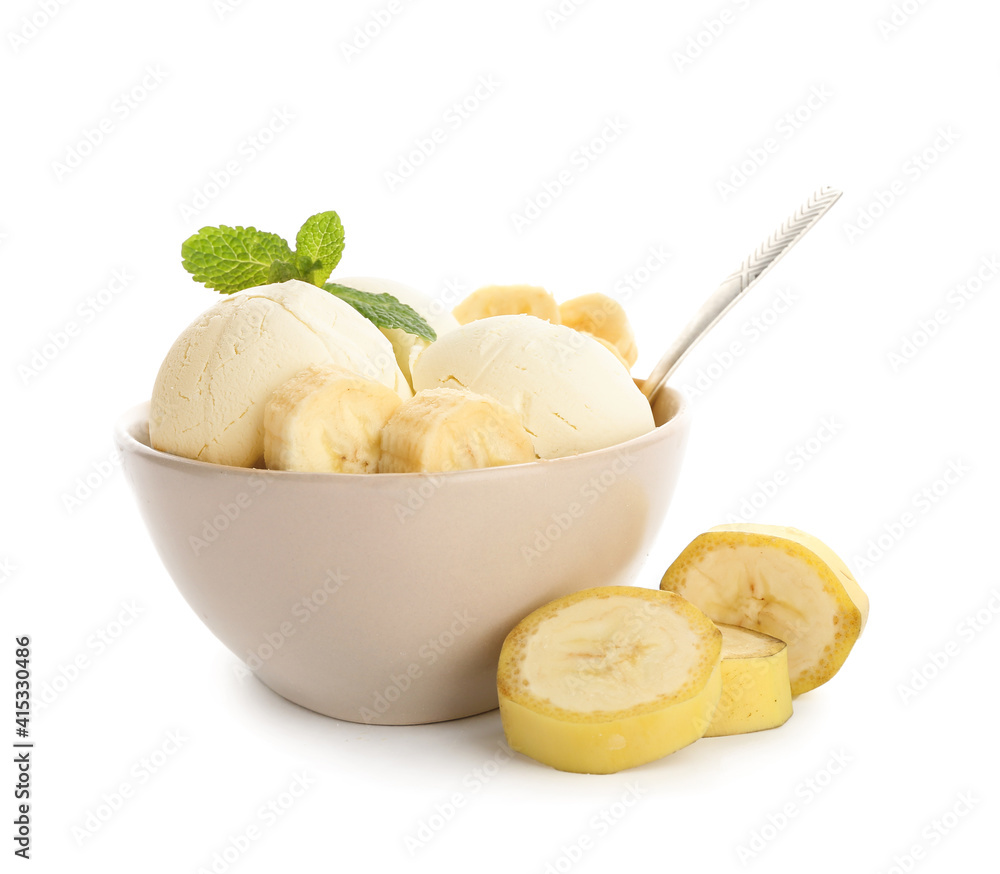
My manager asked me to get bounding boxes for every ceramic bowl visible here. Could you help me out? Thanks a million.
[114,385,690,725]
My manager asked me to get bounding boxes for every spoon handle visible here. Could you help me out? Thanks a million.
[643,186,843,402]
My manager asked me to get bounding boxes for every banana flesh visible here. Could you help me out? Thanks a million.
[452,284,561,325]
[263,364,402,473]
[559,293,638,368]
[450,286,640,371]
[497,587,722,774]
[706,624,792,737]
[378,387,536,474]
[660,524,869,696]
[380,327,429,392]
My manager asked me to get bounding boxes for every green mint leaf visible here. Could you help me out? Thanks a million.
[181,225,294,293]
[295,254,322,282]
[267,260,298,284]
[295,211,345,286]
[325,283,437,342]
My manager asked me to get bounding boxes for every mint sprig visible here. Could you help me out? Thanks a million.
[295,211,345,286]
[326,284,436,342]
[181,226,294,293]
[180,211,435,341]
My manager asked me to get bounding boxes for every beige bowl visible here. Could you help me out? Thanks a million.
[114,386,690,725]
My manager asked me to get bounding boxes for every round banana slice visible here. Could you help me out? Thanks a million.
[452,284,560,325]
[263,364,402,473]
[559,293,638,368]
[378,388,536,473]
[497,587,722,774]
[660,524,869,696]
[706,624,792,737]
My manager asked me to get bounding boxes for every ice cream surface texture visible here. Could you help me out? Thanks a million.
[149,279,409,467]
[412,315,655,458]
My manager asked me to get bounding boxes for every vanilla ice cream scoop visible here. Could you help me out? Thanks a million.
[149,279,409,467]
[411,315,655,458]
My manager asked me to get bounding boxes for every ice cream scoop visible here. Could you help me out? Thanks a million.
[149,279,409,468]
[411,315,655,458]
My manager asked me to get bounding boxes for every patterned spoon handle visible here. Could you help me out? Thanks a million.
[643,186,843,402]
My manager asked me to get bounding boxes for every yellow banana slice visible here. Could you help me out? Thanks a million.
[497,587,722,774]
[378,388,536,473]
[452,284,560,325]
[660,524,869,696]
[263,365,402,473]
[706,624,792,737]
[559,293,638,368]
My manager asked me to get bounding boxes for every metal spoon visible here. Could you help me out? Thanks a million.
[643,186,843,406]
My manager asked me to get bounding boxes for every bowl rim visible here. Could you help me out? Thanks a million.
[114,385,689,482]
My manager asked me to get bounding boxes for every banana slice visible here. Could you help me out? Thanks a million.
[660,524,869,696]
[559,293,638,368]
[378,387,536,473]
[706,624,792,737]
[380,328,429,392]
[497,587,722,774]
[452,284,560,325]
[263,365,402,473]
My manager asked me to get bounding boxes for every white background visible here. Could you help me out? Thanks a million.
[2,0,998,871]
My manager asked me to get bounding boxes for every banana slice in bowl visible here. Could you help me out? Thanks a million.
[378,387,536,474]
[452,284,561,325]
[264,364,403,473]
[559,293,638,368]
